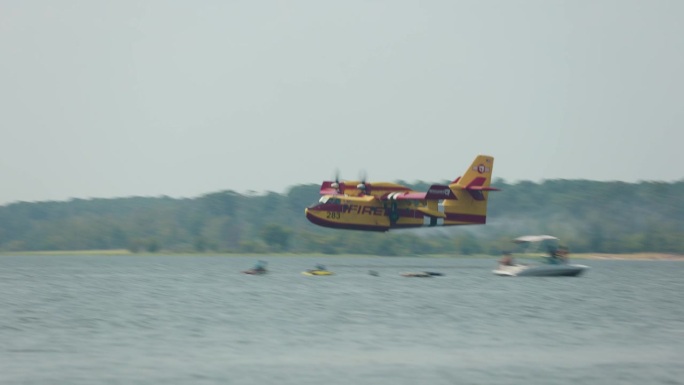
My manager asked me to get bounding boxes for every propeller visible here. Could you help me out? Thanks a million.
[357,170,368,193]
[331,169,342,193]
[330,169,369,195]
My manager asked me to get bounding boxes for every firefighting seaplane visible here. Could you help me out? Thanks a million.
[305,155,499,232]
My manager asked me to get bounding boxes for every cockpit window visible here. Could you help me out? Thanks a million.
[318,197,341,205]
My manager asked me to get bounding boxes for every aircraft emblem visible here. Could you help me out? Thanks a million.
[474,164,491,174]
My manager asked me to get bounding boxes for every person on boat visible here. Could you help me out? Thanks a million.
[315,264,327,271]
[555,246,569,264]
[253,260,267,272]
[546,246,567,265]
[499,251,515,266]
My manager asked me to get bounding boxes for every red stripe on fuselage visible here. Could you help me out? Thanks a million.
[315,203,344,212]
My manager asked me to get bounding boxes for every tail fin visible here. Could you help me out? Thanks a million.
[451,155,498,200]
[454,155,495,189]
[443,155,498,225]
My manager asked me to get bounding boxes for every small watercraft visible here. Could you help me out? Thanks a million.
[302,269,334,276]
[423,271,444,276]
[401,272,433,278]
[302,264,333,276]
[243,268,267,275]
[242,260,268,275]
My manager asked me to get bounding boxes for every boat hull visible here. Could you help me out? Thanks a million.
[401,272,433,277]
[242,270,267,275]
[493,264,589,277]
[302,270,334,276]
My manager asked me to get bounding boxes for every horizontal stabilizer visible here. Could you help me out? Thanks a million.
[425,185,458,200]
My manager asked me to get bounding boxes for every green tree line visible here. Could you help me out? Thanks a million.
[0,179,682,255]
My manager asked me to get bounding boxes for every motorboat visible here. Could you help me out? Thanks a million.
[493,235,589,277]
[493,263,588,277]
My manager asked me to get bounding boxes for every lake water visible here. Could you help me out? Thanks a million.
[1,255,683,385]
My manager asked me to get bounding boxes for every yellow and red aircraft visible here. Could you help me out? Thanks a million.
[305,155,499,232]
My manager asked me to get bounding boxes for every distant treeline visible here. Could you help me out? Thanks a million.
[0,179,682,255]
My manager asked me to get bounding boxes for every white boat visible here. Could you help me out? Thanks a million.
[493,263,588,277]
[493,235,589,277]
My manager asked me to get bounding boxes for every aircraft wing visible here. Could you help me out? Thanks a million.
[319,181,340,195]
[383,192,428,200]
[378,191,447,218]
[381,185,457,200]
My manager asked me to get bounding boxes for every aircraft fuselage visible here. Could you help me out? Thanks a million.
[305,195,485,232]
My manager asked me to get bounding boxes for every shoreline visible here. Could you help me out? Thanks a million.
[573,253,684,261]
[1,251,683,260]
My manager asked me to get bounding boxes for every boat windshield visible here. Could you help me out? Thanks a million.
[513,235,560,258]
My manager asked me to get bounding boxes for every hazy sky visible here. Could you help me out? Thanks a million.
[1,1,682,204]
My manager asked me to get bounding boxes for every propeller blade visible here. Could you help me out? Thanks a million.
[332,169,341,192]
[357,170,369,193]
